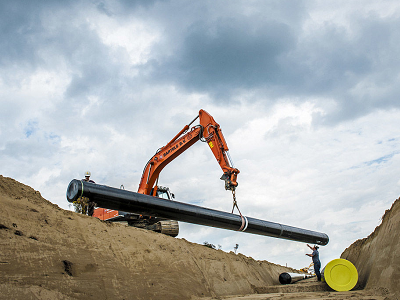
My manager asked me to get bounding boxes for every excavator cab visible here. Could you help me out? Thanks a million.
[154,186,175,200]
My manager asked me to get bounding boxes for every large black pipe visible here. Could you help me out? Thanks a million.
[279,272,314,284]
[66,180,329,245]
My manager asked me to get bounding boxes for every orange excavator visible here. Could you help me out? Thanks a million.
[93,109,240,236]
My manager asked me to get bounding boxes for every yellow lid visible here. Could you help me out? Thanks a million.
[323,259,358,291]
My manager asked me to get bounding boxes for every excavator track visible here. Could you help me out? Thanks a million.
[159,220,179,237]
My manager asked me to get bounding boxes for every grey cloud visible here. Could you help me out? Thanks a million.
[137,3,400,123]
[0,1,43,68]
[1,0,400,128]
[307,15,400,124]
[0,1,137,114]
[117,0,166,10]
[141,18,296,97]
[94,0,167,18]
[96,2,113,17]
[0,0,77,68]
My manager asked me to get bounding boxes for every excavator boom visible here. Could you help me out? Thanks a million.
[93,109,240,237]
[138,109,240,196]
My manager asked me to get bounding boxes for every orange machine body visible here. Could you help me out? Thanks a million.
[93,109,239,222]
[93,208,119,220]
[137,109,239,196]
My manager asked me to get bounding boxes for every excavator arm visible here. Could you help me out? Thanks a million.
[137,109,240,196]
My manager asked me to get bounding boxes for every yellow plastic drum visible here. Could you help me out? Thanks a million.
[322,259,358,291]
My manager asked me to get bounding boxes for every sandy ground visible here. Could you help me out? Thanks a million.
[196,279,395,299]
[0,175,399,300]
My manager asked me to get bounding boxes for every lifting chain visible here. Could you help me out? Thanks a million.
[231,190,242,216]
[231,190,248,232]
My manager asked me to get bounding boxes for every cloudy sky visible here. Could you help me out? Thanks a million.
[1,0,400,270]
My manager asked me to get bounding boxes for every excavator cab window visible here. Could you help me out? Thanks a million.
[157,190,169,200]
[156,186,174,200]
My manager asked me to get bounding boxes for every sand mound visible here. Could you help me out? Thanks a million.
[341,197,400,296]
[0,175,294,300]
[1,175,399,300]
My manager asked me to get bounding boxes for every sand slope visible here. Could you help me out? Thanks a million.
[0,176,294,300]
[341,197,400,295]
[1,175,399,300]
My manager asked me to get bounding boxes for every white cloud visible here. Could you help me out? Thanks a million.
[94,16,161,65]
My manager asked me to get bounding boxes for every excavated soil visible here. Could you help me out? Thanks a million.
[341,197,400,295]
[0,175,399,299]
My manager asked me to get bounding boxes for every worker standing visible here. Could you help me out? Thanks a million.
[70,171,96,216]
[83,171,95,183]
[306,244,321,281]
[82,171,96,216]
